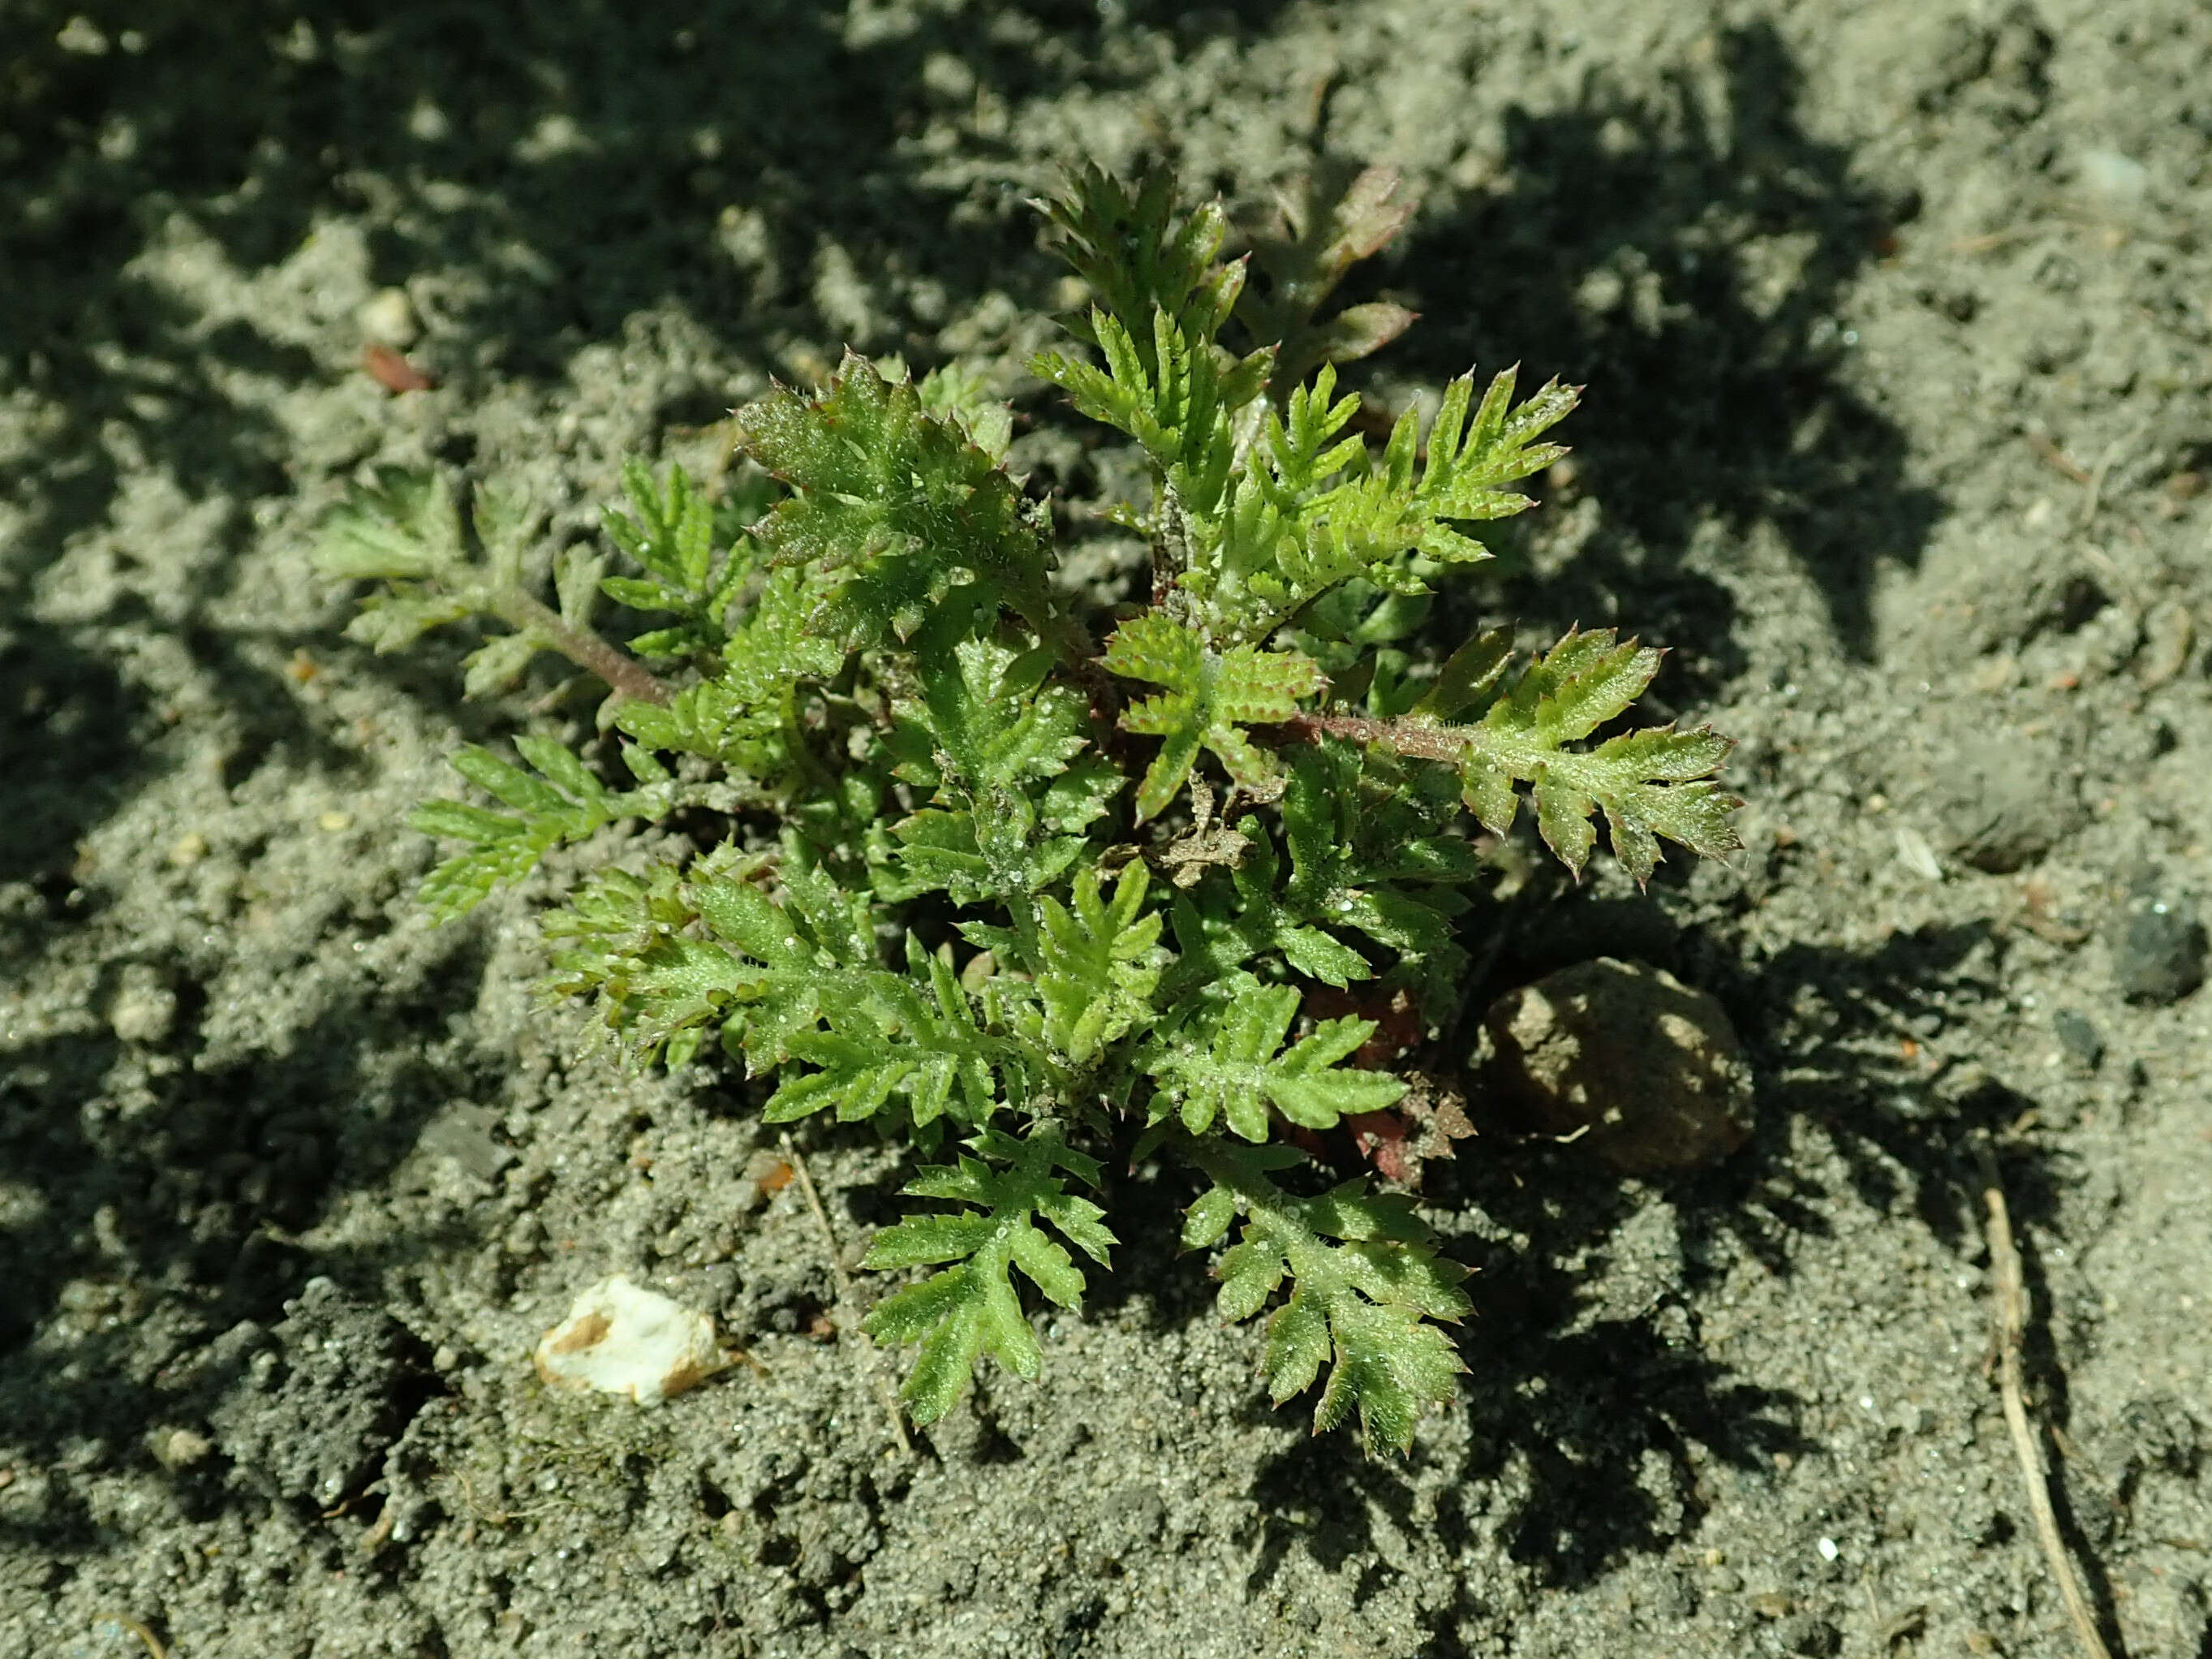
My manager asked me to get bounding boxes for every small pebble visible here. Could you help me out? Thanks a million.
[1478,958,1754,1172]
[1932,732,2083,873]
[149,1426,212,1471]
[1894,825,1943,881]
[2137,600,2195,688]
[2108,870,2206,1004]
[107,966,179,1046]
[2052,1009,2104,1070]
[55,15,109,54]
[2076,147,2149,206]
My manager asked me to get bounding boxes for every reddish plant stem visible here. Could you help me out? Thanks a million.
[493,589,671,706]
[1267,710,1469,762]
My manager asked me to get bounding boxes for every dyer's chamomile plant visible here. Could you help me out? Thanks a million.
[316,166,1739,1450]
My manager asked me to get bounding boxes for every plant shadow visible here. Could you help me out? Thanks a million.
[1382,19,1939,670]
[1234,903,2075,1638]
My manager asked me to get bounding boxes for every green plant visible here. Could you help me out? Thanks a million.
[316,166,1738,1452]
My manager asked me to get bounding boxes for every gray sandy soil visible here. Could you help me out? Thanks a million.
[4,2,2210,1655]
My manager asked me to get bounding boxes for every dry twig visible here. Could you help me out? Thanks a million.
[2026,431,2095,487]
[1980,1159,2113,1659]
[781,1133,914,1454]
[93,1617,168,1659]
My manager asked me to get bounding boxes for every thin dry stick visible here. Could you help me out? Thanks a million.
[2026,431,2095,488]
[93,1617,168,1659]
[780,1133,914,1454]
[1981,1165,2113,1659]
[2080,442,2120,529]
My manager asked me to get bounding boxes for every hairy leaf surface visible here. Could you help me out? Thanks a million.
[1143,973,1404,1140]
[1457,628,1741,880]
[863,1126,1116,1424]
[1184,1141,1469,1451]
[1104,614,1325,819]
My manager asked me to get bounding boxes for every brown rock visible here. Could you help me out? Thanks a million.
[1479,958,1753,1173]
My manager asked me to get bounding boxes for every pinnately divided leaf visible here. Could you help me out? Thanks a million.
[889,619,1091,799]
[1237,165,1420,393]
[1182,1140,1469,1452]
[863,1125,1117,1424]
[1302,364,1573,582]
[597,459,752,661]
[738,354,1078,653]
[1031,305,1272,518]
[768,950,1006,1132]
[1143,974,1405,1141]
[1034,165,1244,360]
[1456,627,1741,881]
[408,737,682,922]
[1191,364,1578,638]
[1035,864,1165,1066]
[612,562,847,783]
[1104,614,1325,819]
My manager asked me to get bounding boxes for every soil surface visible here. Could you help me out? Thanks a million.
[6,2,2211,1656]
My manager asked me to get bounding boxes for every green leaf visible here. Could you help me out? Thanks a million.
[546,847,1016,1100]
[1103,613,1324,819]
[1181,1140,1468,1453]
[342,590,479,656]
[893,618,1091,799]
[316,468,498,657]
[1035,165,1245,360]
[1186,362,1577,638]
[1032,305,1272,519]
[1143,972,1405,1141]
[611,563,846,785]
[472,477,541,592]
[916,362,1014,463]
[597,459,755,661]
[1160,743,1473,1006]
[314,466,596,693]
[458,631,542,698]
[313,467,466,584]
[764,937,1008,1132]
[1276,743,1475,996]
[1411,627,1514,721]
[738,354,1078,653]
[874,622,1111,912]
[1035,864,1165,1066]
[1454,628,1742,881]
[863,1125,1114,1424]
[1181,1184,1237,1251]
[407,739,683,922]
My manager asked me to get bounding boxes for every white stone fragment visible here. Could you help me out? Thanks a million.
[533,1274,725,1405]
[355,287,420,347]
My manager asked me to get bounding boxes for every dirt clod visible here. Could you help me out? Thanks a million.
[1930,732,2085,873]
[209,1278,430,1510]
[1478,958,1754,1173]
